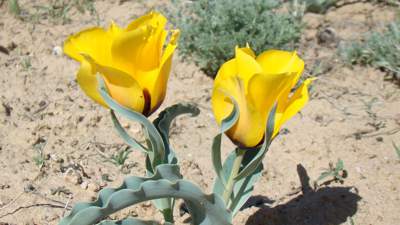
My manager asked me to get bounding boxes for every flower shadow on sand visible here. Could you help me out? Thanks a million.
[244,164,361,225]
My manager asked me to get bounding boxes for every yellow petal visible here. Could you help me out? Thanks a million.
[76,59,107,108]
[64,27,112,65]
[111,11,168,73]
[257,50,305,123]
[248,72,295,120]
[126,11,167,31]
[274,78,314,136]
[108,20,123,38]
[83,55,145,113]
[234,46,262,91]
[212,76,264,147]
[111,25,153,73]
[256,50,304,76]
[145,29,180,114]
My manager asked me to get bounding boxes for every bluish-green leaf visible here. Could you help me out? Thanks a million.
[59,164,232,225]
[153,103,200,164]
[233,103,277,181]
[229,150,263,215]
[97,75,165,171]
[99,218,170,225]
[110,110,147,153]
[212,93,240,190]
[212,150,262,216]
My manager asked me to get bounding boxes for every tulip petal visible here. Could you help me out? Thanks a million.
[83,55,145,113]
[126,11,167,31]
[108,21,123,38]
[146,30,180,113]
[256,50,304,76]
[274,78,314,136]
[64,27,112,65]
[248,72,295,119]
[111,12,168,73]
[212,76,265,147]
[76,59,107,108]
[235,47,262,91]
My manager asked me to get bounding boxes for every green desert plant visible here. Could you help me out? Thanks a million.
[340,20,400,81]
[109,147,132,166]
[164,0,303,77]
[302,0,337,13]
[32,138,46,168]
[315,159,347,186]
[60,11,314,224]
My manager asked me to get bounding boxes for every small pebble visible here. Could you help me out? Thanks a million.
[52,46,63,56]
[80,181,88,190]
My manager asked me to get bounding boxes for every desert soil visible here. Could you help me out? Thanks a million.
[0,0,399,225]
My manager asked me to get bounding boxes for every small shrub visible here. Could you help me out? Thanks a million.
[339,21,400,81]
[164,0,303,77]
[302,0,337,13]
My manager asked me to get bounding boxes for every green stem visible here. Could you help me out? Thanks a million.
[162,208,174,223]
[222,149,246,205]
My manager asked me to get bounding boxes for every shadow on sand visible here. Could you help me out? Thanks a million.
[244,164,361,225]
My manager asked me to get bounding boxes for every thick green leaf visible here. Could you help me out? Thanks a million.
[212,150,262,216]
[99,218,170,225]
[153,103,200,164]
[213,104,277,214]
[229,150,263,215]
[97,76,165,171]
[110,110,147,153]
[233,103,277,181]
[211,93,240,190]
[212,134,225,186]
[59,164,232,225]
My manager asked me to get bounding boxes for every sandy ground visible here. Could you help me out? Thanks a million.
[0,1,399,225]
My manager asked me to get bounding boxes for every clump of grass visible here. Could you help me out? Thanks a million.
[108,147,132,166]
[339,21,400,81]
[164,0,303,77]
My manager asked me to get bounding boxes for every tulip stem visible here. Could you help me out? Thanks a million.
[222,148,246,206]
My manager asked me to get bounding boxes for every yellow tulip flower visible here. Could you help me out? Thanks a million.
[64,12,179,116]
[212,46,313,148]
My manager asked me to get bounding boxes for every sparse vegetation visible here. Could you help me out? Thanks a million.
[108,147,132,166]
[315,159,347,187]
[21,56,32,70]
[302,0,337,13]
[393,142,400,160]
[32,138,46,168]
[8,0,21,16]
[164,0,303,77]
[8,0,99,25]
[340,20,400,81]
[31,0,99,25]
